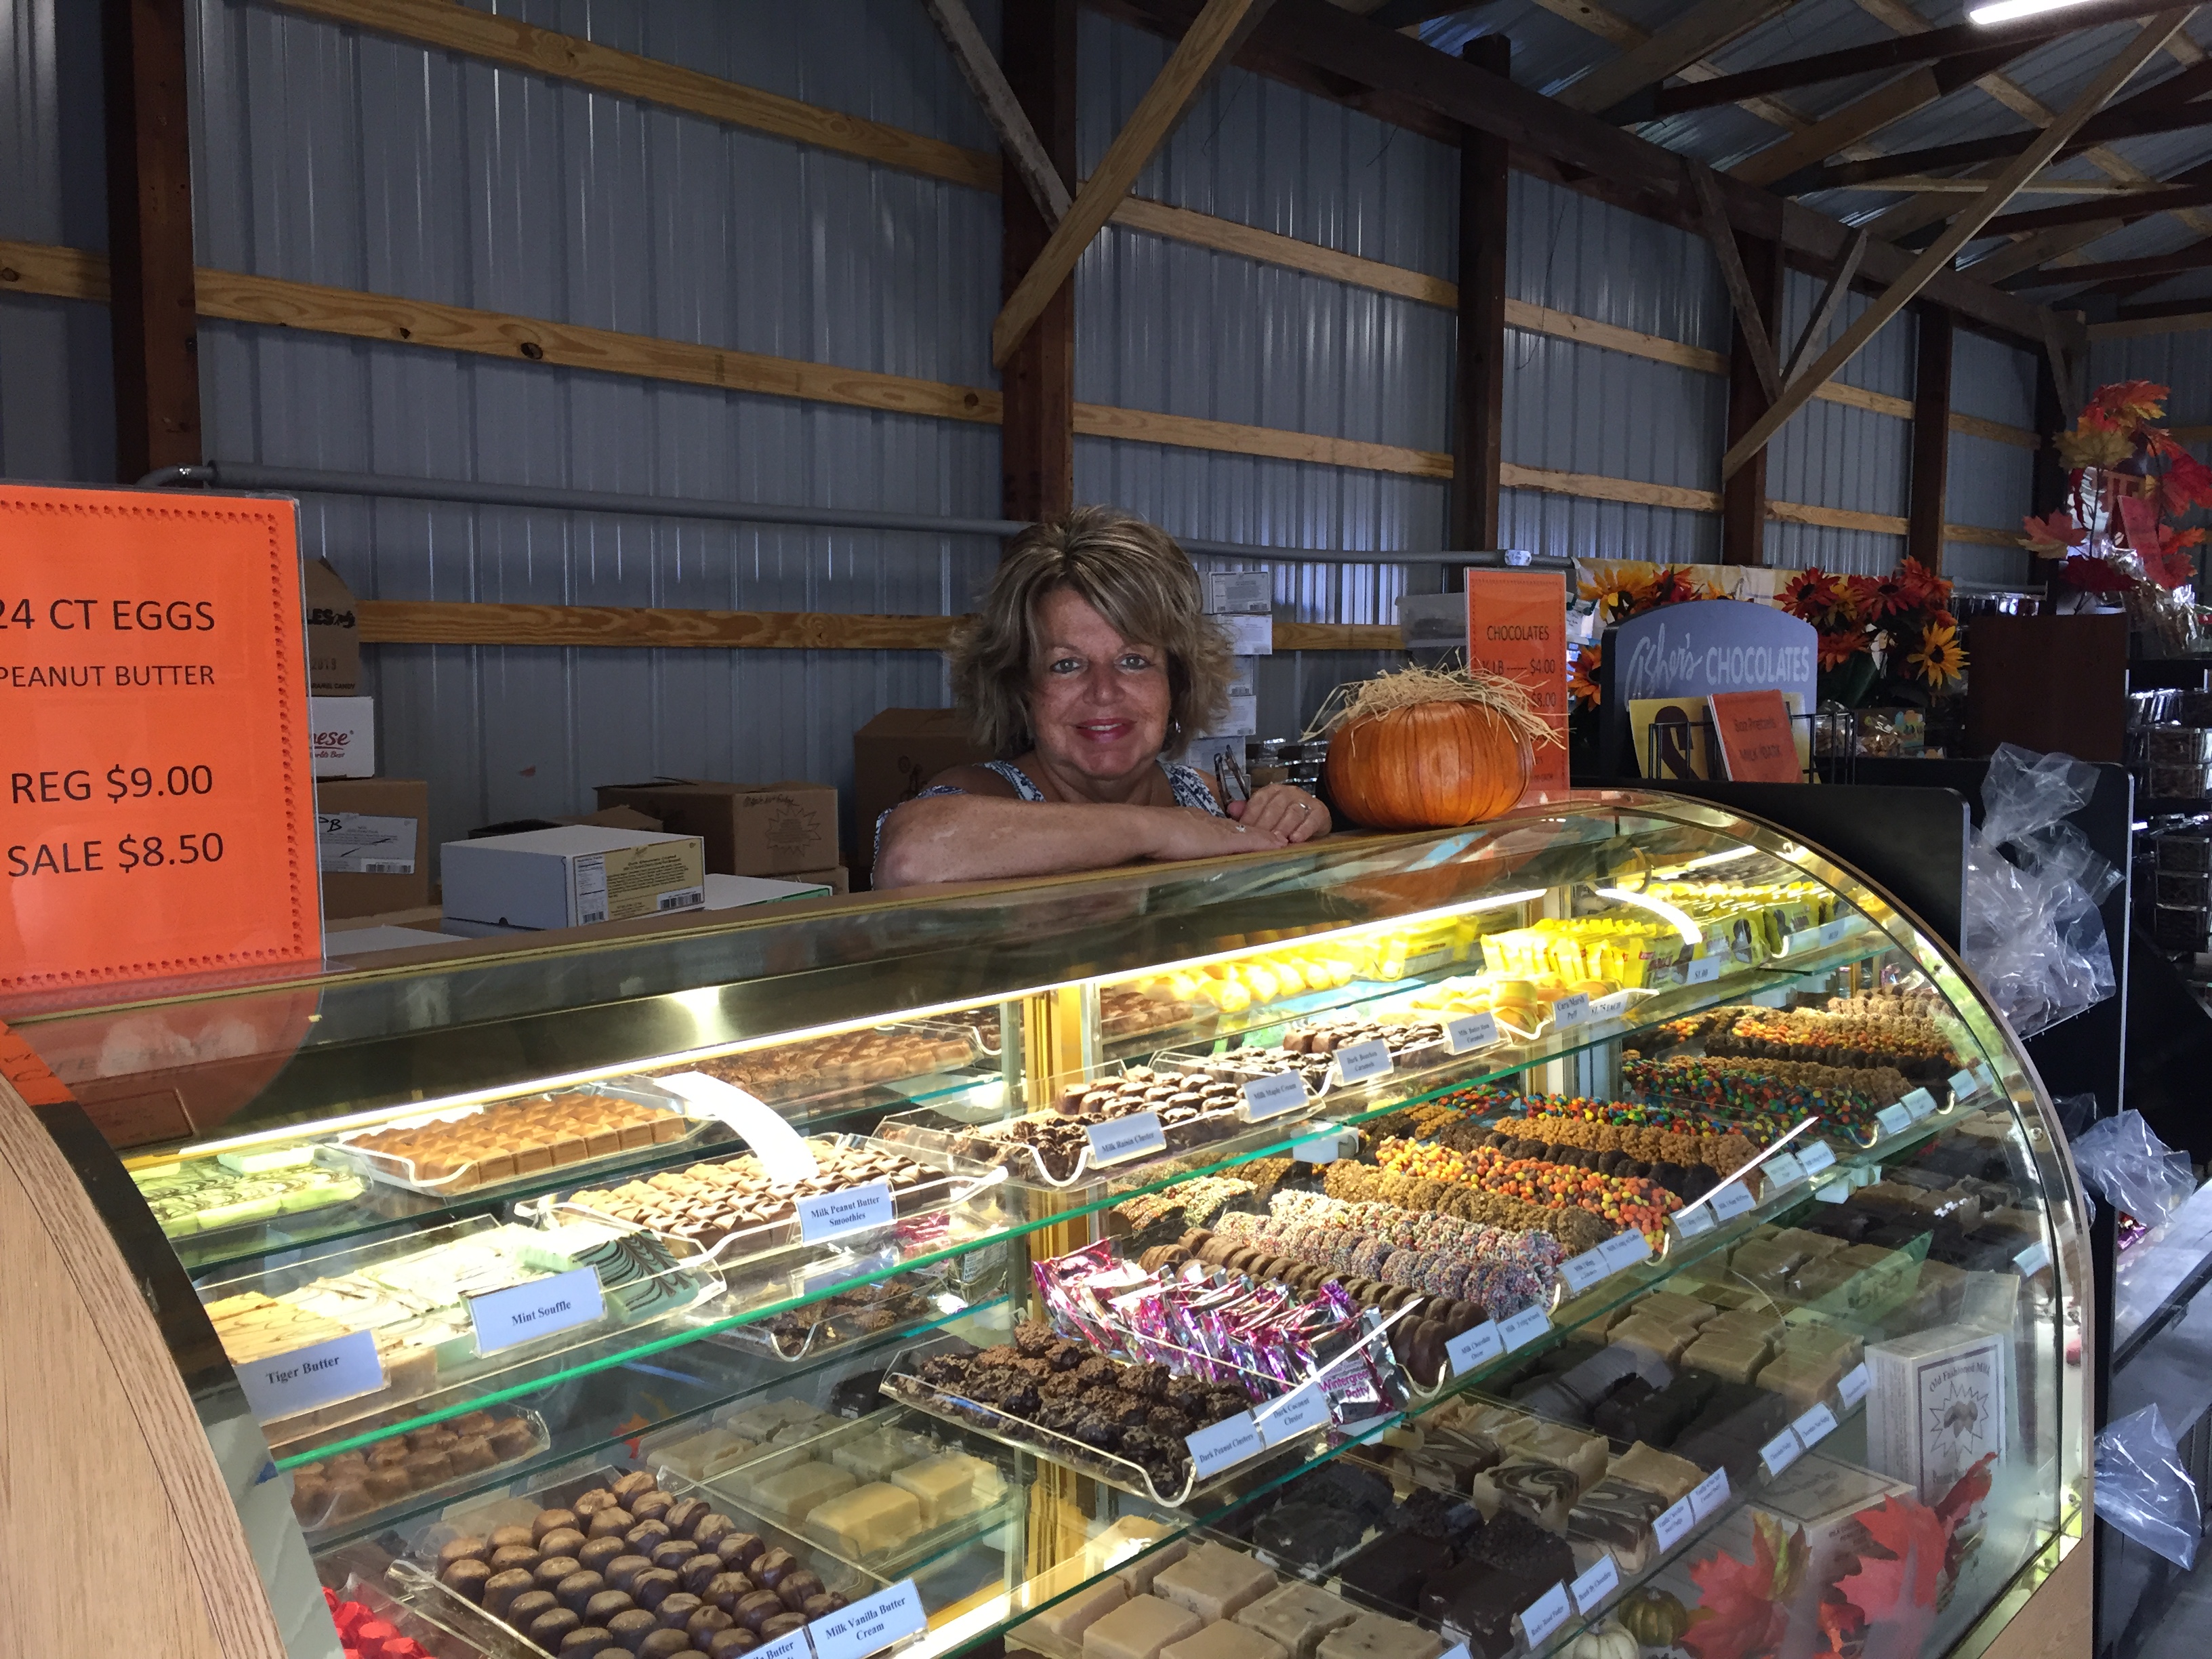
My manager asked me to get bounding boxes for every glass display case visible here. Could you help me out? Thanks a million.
[2,792,2091,1659]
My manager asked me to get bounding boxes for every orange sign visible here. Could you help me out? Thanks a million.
[1467,571,1568,802]
[1,485,321,999]
[1709,689,1801,783]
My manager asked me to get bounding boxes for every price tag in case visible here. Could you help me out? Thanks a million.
[1332,1038,1394,1085]
[1673,1204,1716,1240]
[1760,1427,1804,1478]
[1689,1469,1731,1521]
[467,1265,606,1357]
[1185,1412,1263,1478]
[1901,1087,1938,1123]
[1839,1363,1872,1408]
[1793,1403,1839,1448]
[1243,1071,1309,1123]
[237,1328,385,1423]
[1709,1182,1756,1223]
[1447,1320,1506,1376]
[1784,928,1820,956]
[1551,993,1591,1029]
[1559,1246,1612,1297]
[1797,1139,1837,1178]
[798,1181,894,1245]
[1818,918,1850,946]
[1498,1304,1551,1353]
[1444,1012,1499,1054]
[1950,1067,1980,1101]
[1685,954,1723,985]
[752,1627,815,1659]
[1599,1229,1653,1273]
[806,1580,927,1659]
[1569,1555,1620,1615]
[1516,1583,1574,1650]
[1258,1379,1332,1446]
[1875,1103,1913,1138]
[1762,1150,1805,1191]
[1589,989,1635,1019]
[1086,1111,1166,1166]
[1653,1496,1697,1553]
[2015,1240,2052,1277]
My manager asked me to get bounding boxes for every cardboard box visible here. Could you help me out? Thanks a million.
[593,779,838,876]
[560,805,663,834]
[303,556,360,695]
[442,825,706,929]
[316,778,430,919]
[310,695,375,778]
[704,873,833,909]
[853,709,993,879]
[788,865,851,896]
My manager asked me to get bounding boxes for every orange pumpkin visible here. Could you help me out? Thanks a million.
[1325,699,1532,829]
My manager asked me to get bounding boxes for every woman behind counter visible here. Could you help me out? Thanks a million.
[874,507,1331,887]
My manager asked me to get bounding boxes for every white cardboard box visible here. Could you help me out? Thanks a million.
[1866,1323,2008,1502]
[703,873,833,909]
[441,825,706,929]
[310,696,376,778]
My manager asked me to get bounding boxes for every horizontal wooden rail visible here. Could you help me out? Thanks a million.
[0,237,2025,549]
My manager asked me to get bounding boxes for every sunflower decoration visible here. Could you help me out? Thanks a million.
[1578,565,1645,625]
[1908,623,1967,691]
[1816,628,1866,672]
[1778,568,1857,630]
[1568,643,1603,707]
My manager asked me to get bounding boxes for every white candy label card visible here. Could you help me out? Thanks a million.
[1589,989,1635,1019]
[1797,1139,1837,1178]
[1560,1246,1612,1297]
[1760,1428,1803,1477]
[1570,1556,1619,1614]
[1551,993,1590,1029]
[1710,1182,1756,1223]
[1686,954,1723,984]
[1875,1104,1912,1137]
[1600,1229,1653,1273]
[468,1266,605,1356]
[798,1181,895,1244]
[1499,1304,1551,1352]
[1793,1403,1839,1448]
[1243,1070,1309,1122]
[1292,1133,1347,1164]
[1839,1363,1872,1408]
[1447,1320,1505,1375]
[1901,1087,1937,1122]
[1185,1412,1262,1477]
[1785,928,1820,956]
[1332,1039,1393,1084]
[1674,1205,1716,1240]
[2015,1240,2051,1276]
[1517,1583,1573,1650]
[752,1628,814,1659]
[1689,1469,1731,1521]
[1950,1068,1980,1101]
[1763,1151,1805,1191]
[1086,1112,1166,1166]
[1258,1379,1332,1446]
[1444,1012,1499,1054]
[806,1580,926,1659]
[1654,1496,1696,1553]
[237,1328,384,1422]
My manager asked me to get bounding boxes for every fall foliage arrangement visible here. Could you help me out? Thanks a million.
[2020,380,2212,604]
[1568,567,1726,707]
[1777,556,1963,708]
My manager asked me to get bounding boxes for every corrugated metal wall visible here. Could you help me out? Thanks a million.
[1947,329,2039,588]
[1,0,2072,866]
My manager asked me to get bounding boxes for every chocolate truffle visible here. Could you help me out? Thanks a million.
[627,1521,674,1559]
[705,1574,755,1614]
[775,1572,823,1612]
[588,1591,638,1625]
[537,1557,585,1592]
[543,1529,590,1561]
[575,1489,620,1516]
[289,1477,329,1525]
[438,1537,490,1571]
[607,1607,660,1652]
[589,1507,638,1540]
[759,1612,809,1641]
[365,1469,411,1502]
[802,1594,847,1620]
[508,1590,559,1629]
[607,1555,655,1592]
[654,1541,702,1574]
[751,1549,798,1589]
[633,1568,682,1611]
[680,1555,727,1596]
[445,1559,496,1603]
[487,1541,540,1574]
[708,1632,760,1659]
[611,1471,659,1506]
[560,1570,609,1614]
[663,1499,709,1537]
[530,1608,584,1648]
[691,1514,739,1553]
[718,1534,766,1570]
[581,1537,629,1575]
[490,1420,538,1458]
[687,1608,737,1646]
[491,1524,537,1551]
[632,1491,677,1523]
[735,1591,786,1633]
[535,1509,582,1544]
[637,1633,693,1659]
[657,1593,704,1631]
[561,1631,615,1658]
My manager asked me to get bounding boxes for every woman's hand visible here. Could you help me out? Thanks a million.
[1229,784,1331,844]
[1144,806,1287,863]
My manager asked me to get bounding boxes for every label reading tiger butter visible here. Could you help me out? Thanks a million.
[237,1328,384,1423]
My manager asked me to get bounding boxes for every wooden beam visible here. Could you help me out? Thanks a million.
[1069,403,1451,474]
[1981,178,2212,235]
[2111,294,2212,323]
[1691,164,1782,401]
[1645,0,2184,119]
[1964,222,2117,284]
[103,0,200,479]
[1367,0,1503,24]
[924,0,1070,226]
[1907,305,1954,573]
[2005,241,2212,287]
[1784,228,1868,386]
[1722,229,1786,565]
[993,0,1274,366]
[1732,68,1945,189]
[1561,0,1793,116]
[2041,307,2085,416]
[1721,12,2190,480]
[999,0,1078,523]
[1452,35,1511,556]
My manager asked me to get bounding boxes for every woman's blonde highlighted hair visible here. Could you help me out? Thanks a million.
[951,506,1234,760]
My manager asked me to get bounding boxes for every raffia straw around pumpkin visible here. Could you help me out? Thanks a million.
[1303,663,1561,747]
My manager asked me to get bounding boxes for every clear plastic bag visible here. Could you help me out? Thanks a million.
[1961,744,2118,1038]
[2072,1110,2198,1228]
[2095,1404,2201,1570]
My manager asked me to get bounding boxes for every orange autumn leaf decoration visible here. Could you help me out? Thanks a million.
[1822,1456,1997,1659]
[1683,1512,1807,1659]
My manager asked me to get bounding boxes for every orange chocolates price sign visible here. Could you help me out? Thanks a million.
[1466,570,1568,802]
[1,485,321,998]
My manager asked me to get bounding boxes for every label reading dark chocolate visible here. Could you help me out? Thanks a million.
[1185,1411,1262,1479]
[1256,1378,1331,1446]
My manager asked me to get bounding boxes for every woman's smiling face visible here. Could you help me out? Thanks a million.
[1026,586,1174,784]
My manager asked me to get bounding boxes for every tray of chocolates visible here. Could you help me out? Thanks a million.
[880,1326,1273,1509]
[329,1080,710,1199]
[398,1460,890,1659]
[707,1261,970,1364]
[131,1147,367,1242]
[527,1133,1008,1277]
[294,1408,552,1538]
[650,1023,985,1109]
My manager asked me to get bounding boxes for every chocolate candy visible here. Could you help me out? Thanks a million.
[717,1533,766,1570]
[438,1537,489,1571]
[580,1537,628,1575]
[664,1498,709,1536]
[542,1529,590,1561]
[534,1509,581,1544]
[509,1590,558,1629]
[656,1593,704,1631]
[627,1521,674,1558]
[637,1633,693,1659]
[607,1607,659,1652]
[632,1490,676,1522]
[750,1549,798,1589]
[559,1570,609,1614]
[775,1571,823,1612]
[691,1514,738,1553]
[611,1471,659,1506]
[531,1609,584,1648]
[705,1573,754,1614]
[653,1540,701,1573]
[589,1507,637,1541]
[491,1544,543,1576]
[680,1555,728,1596]
[575,1489,620,1516]
[688,1607,736,1646]
[759,1612,809,1640]
[587,1591,638,1625]
[709,1632,760,1659]
[802,1594,847,1620]
[537,1557,584,1591]
[632,1568,680,1611]
[607,1555,655,1592]
[735,1591,785,1633]
[491,1524,537,1551]
[561,1631,615,1658]
[445,1559,495,1603]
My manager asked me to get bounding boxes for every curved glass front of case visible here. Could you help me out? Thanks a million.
[14,792,2090,1659]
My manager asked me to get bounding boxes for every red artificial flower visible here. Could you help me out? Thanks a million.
[2060,554,2135,594]
[1892,556,1948,609]
[1818,628,1868,670]
[1780,568,1856,629]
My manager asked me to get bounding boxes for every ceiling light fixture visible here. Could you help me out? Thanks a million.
[1966,0,2106,26]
